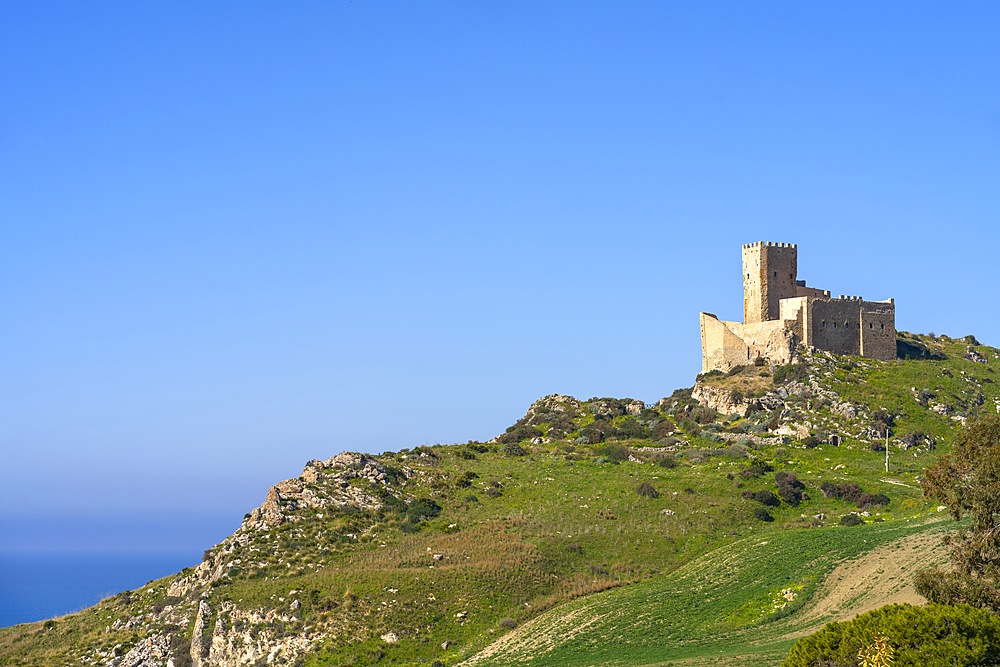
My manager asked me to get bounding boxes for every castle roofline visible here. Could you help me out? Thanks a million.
[742,241,797,249]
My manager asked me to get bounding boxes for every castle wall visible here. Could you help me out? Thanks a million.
[808,298,864,356]
[779,296,809,345]
[795,283,830,299]
[859,300,896,360]
[700,312,796,372]
[743,242,798,323]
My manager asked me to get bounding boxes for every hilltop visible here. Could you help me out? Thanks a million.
[1,332,997,667]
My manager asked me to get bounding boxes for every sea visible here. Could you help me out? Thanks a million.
[0,513,240,628]
[0,551,200,627]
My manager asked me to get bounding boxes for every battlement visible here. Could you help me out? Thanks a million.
[701,242,896,372]
[742,241,797,249]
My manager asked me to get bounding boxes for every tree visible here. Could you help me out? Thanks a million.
[917,414,1000,611]
[782,603,1000,667]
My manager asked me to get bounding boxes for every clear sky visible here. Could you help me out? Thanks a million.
[2,2,999,552]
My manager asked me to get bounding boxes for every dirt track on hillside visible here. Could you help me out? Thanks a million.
[459,522,952,666]
[777,525,949,640]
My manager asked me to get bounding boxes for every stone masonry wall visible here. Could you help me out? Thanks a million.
[808,297,864,356]
[743,242,798,324]
[860,300,896,360]
[700,312,796,372]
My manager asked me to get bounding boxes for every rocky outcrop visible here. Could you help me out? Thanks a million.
[691,383,751,416]
[202,600,313,667]
[120,634,172,667]
[168,453,410,598]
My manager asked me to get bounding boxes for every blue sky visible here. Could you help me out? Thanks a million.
[2,2,999,552]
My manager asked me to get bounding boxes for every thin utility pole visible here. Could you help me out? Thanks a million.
[885,430,889,473]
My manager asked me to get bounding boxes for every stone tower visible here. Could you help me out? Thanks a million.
[742,241,798,323]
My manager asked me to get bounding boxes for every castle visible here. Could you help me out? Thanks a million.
[699,242,896,373]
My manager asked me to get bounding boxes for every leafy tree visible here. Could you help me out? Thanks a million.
[917,414,1000,611]
[783,603,1000,666]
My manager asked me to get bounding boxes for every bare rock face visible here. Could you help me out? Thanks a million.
[120,634,172,667]
[691,383,750,416]
[191,600,212,667]
[245,452,392,530]
[204,600,313,667]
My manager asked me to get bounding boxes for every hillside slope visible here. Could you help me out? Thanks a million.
[0,332,994,667]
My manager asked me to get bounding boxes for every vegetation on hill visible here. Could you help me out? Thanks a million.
[1,332,998,667]
[783,603,1000,666]
[917,413,1000,611]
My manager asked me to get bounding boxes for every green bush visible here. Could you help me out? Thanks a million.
[501,442,527,457]
[840,513,864,526]
[782,603,1000,666]
[406,498,442,523]
[595,443,631,463]
[497,423,541,445]
[636,482,660,499]
[753,507,774,522]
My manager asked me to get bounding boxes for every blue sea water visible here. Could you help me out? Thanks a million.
[0,551,200,627]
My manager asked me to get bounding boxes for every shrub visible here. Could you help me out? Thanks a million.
[840,513,864,526]
[741,461,775,478]
[752,490,780,507]
[783,603,1000,667]
[618,416,650,439]
[773,363,807,385]
[456,471,479,488]
[858,493,890,510]
[595,443,631,463]
[406,498,442,523]
[655,453,679,468]
[498,617,516,629]
[820,481,863,503]
[690,405,719,425]
[775,472,805,506]
[652,420,676,439]
[566,543,583,554]
[636,482,660,499]
[578,420,615,444]
[497,424,542,445]
[753,507,774,522]
[501,442,527,457]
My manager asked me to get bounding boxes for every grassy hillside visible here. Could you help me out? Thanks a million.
[0,332,995,667]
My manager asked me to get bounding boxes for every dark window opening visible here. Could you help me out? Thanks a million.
[773,271,777,277]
